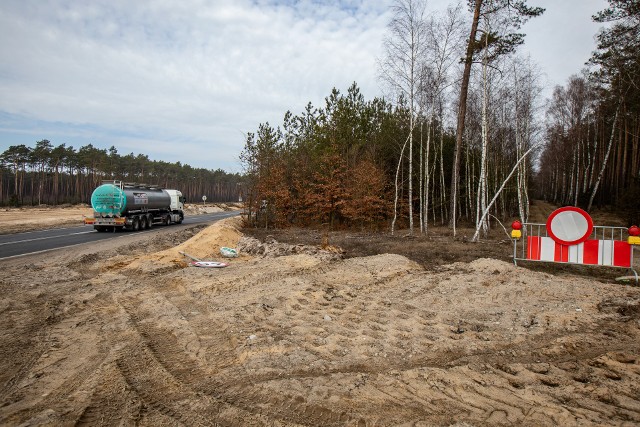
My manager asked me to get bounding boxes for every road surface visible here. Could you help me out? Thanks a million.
[0,211,240,260]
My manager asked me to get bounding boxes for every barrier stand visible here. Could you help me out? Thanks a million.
[511,207,638,284]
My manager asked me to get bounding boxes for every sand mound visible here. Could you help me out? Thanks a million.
[182,203,242,215]
[125,216,244,270]
[237,235,345,261]
[185,205,225,214]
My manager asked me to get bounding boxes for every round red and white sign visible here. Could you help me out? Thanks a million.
[546,207,593,245]
[190,261,228,268]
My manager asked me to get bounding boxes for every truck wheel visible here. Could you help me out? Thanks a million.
[146,214,153,229]
[164,215,170,225]
[132,217,140,231]
[177,213,184,224]
[95,226,106,232]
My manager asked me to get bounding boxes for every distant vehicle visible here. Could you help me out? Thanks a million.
[84,181,185,232]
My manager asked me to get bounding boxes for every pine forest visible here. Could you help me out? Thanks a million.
[0,142,242,206]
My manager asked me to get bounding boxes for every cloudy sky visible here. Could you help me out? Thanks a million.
[0,0,608,172]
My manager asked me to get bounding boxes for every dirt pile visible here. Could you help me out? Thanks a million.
[183,204,224,215]
[237,235,345,261]
[183,203,243,215]
[123,216,245,270]
[1,216,640,426]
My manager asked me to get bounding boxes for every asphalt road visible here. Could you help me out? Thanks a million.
[0,211,240,260]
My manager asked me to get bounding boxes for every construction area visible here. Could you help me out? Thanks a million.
[0,204,639,426]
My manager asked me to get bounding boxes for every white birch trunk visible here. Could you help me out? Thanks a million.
[391,132,412,235]
[419,120,424,233]
[424,119,432,233]
[587,105,619,211]
[589,118,598,190]
[475,24,490,236]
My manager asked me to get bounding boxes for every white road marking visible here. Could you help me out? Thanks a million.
[0,230,94,246]
[0,242,91,260]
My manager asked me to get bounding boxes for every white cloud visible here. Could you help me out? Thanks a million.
[0,0,393,170]
[520,0,609,95]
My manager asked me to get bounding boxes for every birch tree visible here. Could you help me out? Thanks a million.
[380,0,428,235]
[418,4,465,233]
[475,8,492,236]
[587,103,620,211]
[512,57,542,225]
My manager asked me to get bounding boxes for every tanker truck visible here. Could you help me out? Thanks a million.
[84,181,185,232]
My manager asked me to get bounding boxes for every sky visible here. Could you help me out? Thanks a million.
[0,0,608,172]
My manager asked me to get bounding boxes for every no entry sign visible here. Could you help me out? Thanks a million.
[546,206,594,245]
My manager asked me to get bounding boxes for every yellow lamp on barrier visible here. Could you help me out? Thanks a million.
[629,225,640,245]
[511,220,522,240]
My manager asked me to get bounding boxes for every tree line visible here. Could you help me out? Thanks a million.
[0,141,242,206]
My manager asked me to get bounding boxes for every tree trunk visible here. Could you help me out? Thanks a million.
[476,35,490,236]
[439,124,446,224]
[449,0,483,235]
[391,132,411,235]
[424,119,432,234]
[587,104,619,211]
[419,120,424,233]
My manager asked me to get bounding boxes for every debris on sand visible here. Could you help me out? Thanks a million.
[237,235,345,261]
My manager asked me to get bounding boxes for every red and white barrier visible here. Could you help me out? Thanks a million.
[511,207,638,279]
[526,236,631,268]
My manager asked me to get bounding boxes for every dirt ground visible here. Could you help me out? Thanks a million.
[0,203,241,235]
[0,205,94,234]
[1,204,639,426]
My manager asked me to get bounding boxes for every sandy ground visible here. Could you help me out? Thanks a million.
[0,203,241,234]
[1,208,639,426]
[0,205,94,234]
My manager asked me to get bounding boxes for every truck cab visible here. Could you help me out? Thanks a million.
[165,189,185,212]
